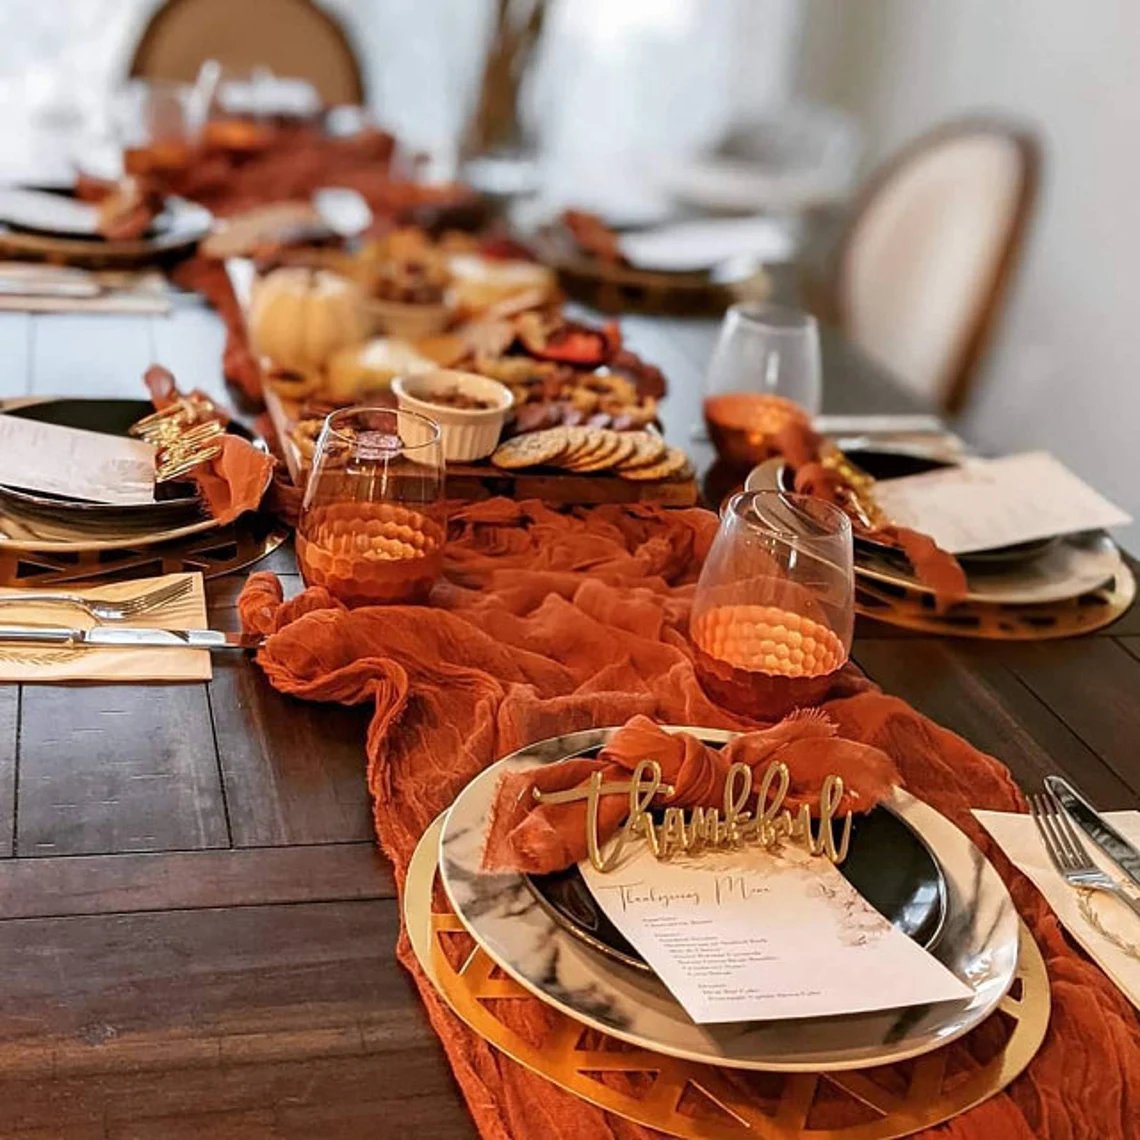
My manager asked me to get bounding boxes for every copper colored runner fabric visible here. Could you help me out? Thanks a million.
[170,257,265,404]
[238,499,1140,1139]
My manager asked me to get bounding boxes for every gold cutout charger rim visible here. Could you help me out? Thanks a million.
[0,508,223,553]
[436,726,1022,1073]
[409,813,1051,1139]
[855,559,1135,641]
[0,512,289,587]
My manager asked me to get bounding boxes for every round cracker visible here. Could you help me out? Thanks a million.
[491,428,568,469]
[574,431,638,472]
[558,425,603,464]
[618,446,691,482]
[565,430,623,471]
[615,431,667,470]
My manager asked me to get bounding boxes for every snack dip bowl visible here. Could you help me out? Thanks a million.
[392,369,513,462]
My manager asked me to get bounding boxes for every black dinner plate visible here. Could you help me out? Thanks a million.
[524,751,947,974]
[780,449,1058,570]
[0,398,255,535]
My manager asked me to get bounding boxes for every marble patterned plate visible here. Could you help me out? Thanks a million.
[439,726,1021,1073]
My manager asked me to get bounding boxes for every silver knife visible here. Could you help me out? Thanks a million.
[1045,775,1140,889]
[0,625,263,651]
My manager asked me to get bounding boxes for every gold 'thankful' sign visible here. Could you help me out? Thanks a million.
[533,759,852,872]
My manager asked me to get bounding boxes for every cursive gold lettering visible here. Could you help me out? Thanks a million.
[532,759,857,873]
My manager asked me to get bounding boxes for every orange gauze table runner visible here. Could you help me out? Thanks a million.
[237,499,1140,1139]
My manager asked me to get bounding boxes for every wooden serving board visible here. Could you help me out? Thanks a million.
[263,387,699,507]
[443,461,698,507]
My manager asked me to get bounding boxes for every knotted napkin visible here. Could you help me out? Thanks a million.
[482,712,900,873]
[772,420,968,605]
[144,365,275,524]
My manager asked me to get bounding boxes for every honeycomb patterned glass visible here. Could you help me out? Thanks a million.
[691,491,854,718]
[297,406,445,606]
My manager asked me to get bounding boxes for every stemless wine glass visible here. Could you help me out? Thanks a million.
[112,80,204,177]
[691,490,853,719]
[703,303,822,469]
[297,407,446,606]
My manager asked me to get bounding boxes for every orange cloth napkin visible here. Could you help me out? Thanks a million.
[482,712,900,874]
[144,365,275,524]
[238,498,1140,1139]
[775,421,969,606]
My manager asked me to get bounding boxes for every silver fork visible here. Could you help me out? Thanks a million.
[1030,790,1140,920]
[0,577,194,623]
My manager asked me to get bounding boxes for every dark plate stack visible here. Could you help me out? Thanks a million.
[0,399,253,537]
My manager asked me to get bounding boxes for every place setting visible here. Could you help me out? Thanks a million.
[370,482,1049,1138]
[0,184,213,269]
[0,371,283,680]
[699,301,1134,640]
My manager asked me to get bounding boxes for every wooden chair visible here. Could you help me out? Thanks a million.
[129,0,365,107]
[823,118,1040,415]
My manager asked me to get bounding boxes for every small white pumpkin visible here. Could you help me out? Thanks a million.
[325,337,437,403]
[249,267,369,373]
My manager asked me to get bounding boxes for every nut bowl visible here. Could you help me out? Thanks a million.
[391,369,513,463]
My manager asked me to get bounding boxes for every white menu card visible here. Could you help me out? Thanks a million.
[873,451,1131,555]
[580,844,971,1024]
[0,414,156,505]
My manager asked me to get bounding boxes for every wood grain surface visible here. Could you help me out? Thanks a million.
[0,301,1134,1138]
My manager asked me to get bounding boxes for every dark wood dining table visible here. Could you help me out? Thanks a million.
[0,299,1136,1139]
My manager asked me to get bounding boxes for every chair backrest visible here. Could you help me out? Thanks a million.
[833,119,1040,414]
[130,0,365,107]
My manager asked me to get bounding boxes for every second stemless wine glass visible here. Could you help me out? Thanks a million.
[113,80,204,176]
[297,407,446,606]
[703,303,822,469]
[691,490,853,719]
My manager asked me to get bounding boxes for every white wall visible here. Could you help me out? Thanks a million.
[799,0,1140,550]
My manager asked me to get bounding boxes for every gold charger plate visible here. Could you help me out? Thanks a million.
[0,513,288,587]
[855,559,1135,640]
[0,510,222,553]
[407,815,1050,1139]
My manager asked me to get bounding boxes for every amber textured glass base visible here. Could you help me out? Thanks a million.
[202,118,273,153]
[123,142,193,176]
[297,500,444,606]
[691,603,847,718]
[704,393,810,468]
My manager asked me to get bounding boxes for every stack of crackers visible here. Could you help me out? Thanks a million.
[491,426,693,482]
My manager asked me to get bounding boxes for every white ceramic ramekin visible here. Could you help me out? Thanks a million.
[391,370,513,463]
